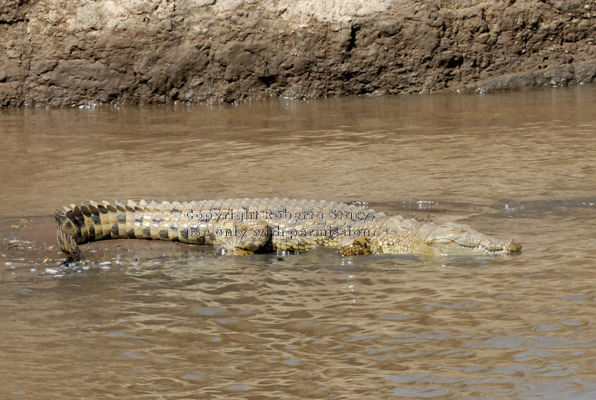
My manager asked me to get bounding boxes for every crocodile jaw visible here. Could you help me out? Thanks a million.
[426,222,522,256]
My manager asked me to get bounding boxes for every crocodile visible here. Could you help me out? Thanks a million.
[55,198,521,261]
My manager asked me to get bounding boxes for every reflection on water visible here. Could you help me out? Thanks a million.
[2,86,596,399]
[2,86,596,217]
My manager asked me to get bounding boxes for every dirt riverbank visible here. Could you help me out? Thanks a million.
[1,0,595,107]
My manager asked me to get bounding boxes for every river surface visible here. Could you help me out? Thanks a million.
[1,86,596,399]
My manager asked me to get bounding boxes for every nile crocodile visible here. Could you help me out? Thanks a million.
[55,198,521,261]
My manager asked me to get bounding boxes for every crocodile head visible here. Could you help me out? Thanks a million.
[425,222,522,256]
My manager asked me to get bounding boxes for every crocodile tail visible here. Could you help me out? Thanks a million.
[55,209,83,261]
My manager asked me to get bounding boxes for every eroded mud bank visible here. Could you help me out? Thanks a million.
[1,0,595,106]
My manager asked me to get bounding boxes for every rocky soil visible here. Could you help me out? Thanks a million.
[1,0,595,107]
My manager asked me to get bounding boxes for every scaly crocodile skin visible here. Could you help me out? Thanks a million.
[55,199,521,261]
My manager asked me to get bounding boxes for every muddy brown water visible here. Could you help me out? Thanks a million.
[1,86,596,399]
